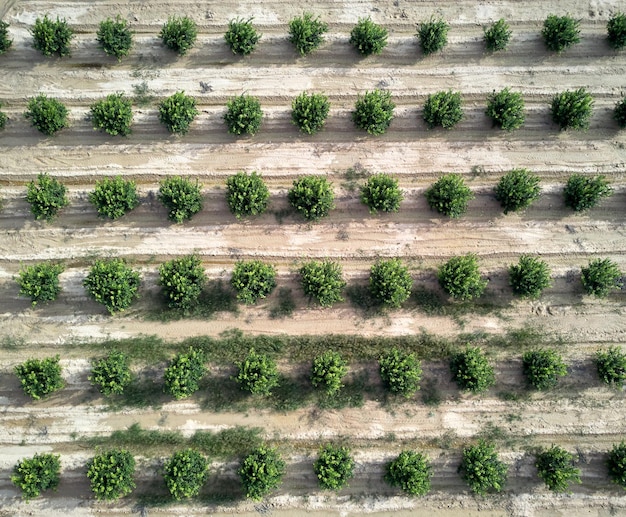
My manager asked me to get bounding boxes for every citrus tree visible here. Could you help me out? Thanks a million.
[26,173,69,221]
[288,176,335,221]
[535,445,581,492]
[225,18,261,55]
[32,15,73,57]
[224,94,263,135]
[423,90,463,129]
[83,258,141,314]
[595,346,626,385]
[360,173,403,213]
[0,21,12,54]
[607,441,626,488]
[89,176,139,219]
[311,351,348,396]
[450,347,495,393]
[379,348,422,397]
[550,88,593,130]
[239,445,285,500]
[164,348,207,399]
[542,14,581,52]
[87,449,135,500]
[508,255,551,298]
[17,262,64,305]
[235,349,279,395]
[417,17,449,55]
[160,16,197,55]
[385,450,432,496]
[159,91,198,135]
[91,93,133,136]
[349,17,388,56]
[607,12,626,49]
[97,16,133,60]
[158,176,203,223]
[15,356,64,400]
[163,449,209,500]
[299,259,345,307]
[522,349,567,390]
[459,440,508,495]
[231,260,277,304]
[425,173,473,218]
[288,13,328,55]
[484,19,511,51]
[24,95,69,136]
[369,258,413,308]
[581,258,623,298]
[438,254,487,300]
[158,255,207,311]
[89,351,132,396]
[314,444,354,490]
[12,453,61,500]
[291,92,330,134]
[495,168,540,214]
[226,171,270,218]
[615,98,626,128]
[486,88,525,131]
[563,174,611,212]
[352,89,395,135]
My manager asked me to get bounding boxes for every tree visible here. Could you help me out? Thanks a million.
[299,259,345,307]
[486,88,525,131]
[87,450,135,500]
[423,90,463,129]
[24,95,69,136]
[159,91,198,135]
[164,348,207,399]
[83,258,141,314]
[450,347,495,393]
[484,19,512,52]
[314,444,354,490]
[158,255,207,311]
[239,445,285,500]
[459,441,508,495]
[595,346,626,385]
[26,173,69,221]
[580,258,623,298]
[89,351,132,396]
[97,16,133,60]
[15,356,64,400]
[352,89,395,135]
[288,176,335,221]
[607,12,626,50]
[0,104,7,130]
[535,445,581,492]
[89,176,139,219]
[542,14,581,52]
[288,13,328,56]
[226,171,270,218]
[607,441,626,488]
[224,94,263,136]
[614,98,626,129]
[17,262,64,305]
[522,349,567,390]
[91,93,133,136]
[231,260,277,304]
[369,258,413,308]
[311,351,348,395]
[417,17,449,55]
[385,450,432,496]
[378,348,422,397]
[563,174,611,212]
[508,255,552,298]
[360,173,403,213]
[158,176,203,223]
[438,254,487,301]
[235,349,279,395]
[0,21,13,54]
[163,449,209,500]
[160,16,197,55]
[12,453,61,500]
[495,168,540,214]
[550,88,593,130]
[224,18,260,55]
[291,92,330,135]
[350,17,388,56]
[31,15,74,57]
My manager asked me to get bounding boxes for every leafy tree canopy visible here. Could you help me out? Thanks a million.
[97,16,133,60]
[550,88,593,130]
[438,254,487,301]
[158,176,203,223]
[379,348,422,397]
[235,349,279,395]
[158,255,206,311]
[89,351,132,396]
[0,104,7,130]
[385,450,432,496]
[24,95,69,136]
[581,258,623,298]
[0,21,13,54]
[17,262,64,305]
[450,347,495,393]
[289,13,328,55]
[484,19,511,52]
[159,91,198,135]
[26,172,69,221]
[459,440,508,495]
[417,17,449,55]
[160,16,197,55]
[423,90,463,129]
[596,346,626,386]
[369,258,413,308]
[522,349,567,390]
[226,171,270,218]
[425,173,473,218]
[83,258,141,314]
[486,88,525,131]
[90,93,133,136]
[495,168,540,214]
[564,174,611,212]
[225,18,261,55]
[239,445,286,500]
[314,444,355,490]
[288,176,335,221]
[349,17,388,56]
[87,449,135,500]
[311,351,348,395]
[508,255,551,299]
[15,355,64,400]
[231,260,277,305]
[89,176,139,219]
[32,15,74,57]
[164,348,207,399]
[163,449,209,500]
[607,441,626,488]
[224,94,263,136]
[607,12,626,49]
[614,98,626,129]
[12,453,61,500]
[299,259,345,307]
[291,91,330,135]
[360,173,403,213]
[352,89,395,135]
[535,445,581,492]
[542,14,581,52]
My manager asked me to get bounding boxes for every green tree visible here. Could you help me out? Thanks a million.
[235,349,279,395]
[231,260,277,304]
[607,12,626,49]
[12,453,61,500]
[508,255,551,298]
[614,98,626,128]
[486,88,525,131]
[360,173,403,213]
[350,17,388,56]
[564,174,611,212]
[159,91,198,135]
[32,15,74,57]
[26,173,69,221]
[239,445,285,500]
[224,94,263,136]
[91,93,133,136]
[97,16,133,60]
[495,168,540,214]
[542,14,581,52]
[226,171,270,218]
[164,348,207,399]
[24,95,69,136]
[158,255,207,311]
[581,258,623,298]
[15,356,64,400]
[89,351,132,396]
[459,440,508,495]
[225,18,260,55]
[311,351,348,395]
[299,259,345,307]
[423,90,463,129]
[17,262,64,305]
[291,92,330,135]
[0,104,7,130]
[385,450,432,496]
[379,348,422,397]
[163,449,209,500]
[352,89,395,135]
[450,347,495,393]
[607,441,626,488]
[89,176,139,219]
[535,445,581,492]
[158,176,203,223]
[438,254,487,301]
[314,444,354,490]
[83,258,141,314]
[522,349,567,390]
[160,16,197,56]
[288,13,328,56]
[288,176,335,221]
[417,17,449,55]
[550,88,593,130]
[87,449,135,500]
[484,19,512,52]
[425,173,473,218]
[0,21,13,54]
[369,258,413,308]
[596,346,626,385]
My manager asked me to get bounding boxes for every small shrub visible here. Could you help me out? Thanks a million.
[425,173,474,218]
[522,349,567,390]
[90,93,133,136]
[535,445,581,492]
[17,262,64,305]
[438,254,487,301]
[0,21,13,54]
[607,441,626,488]
[87,449,135,500]
[508,255,551,298]
[12,453,61,500]
[360,173,403,213]
[314,444,354,490]
[164,348,207,399]
[89,351,132,396]
[0,104,6,130]
[423,90,463,129]
[486,88,525,131]
[542,14,581,52]
[369,258,413,308]
[226,171,270,218]
[24,95,69,136]
[159,91,198,135]
[235,349,279,395]
[89,176,139,219]
[288,12,328,55]
[350,17,388,56]
[417,17,449,55]
[550,88,593,130]
[379,348,422,397]
[495,168,540,214]
[158,176,203,223]
[163,449,209,500]
[484,19,512,52]
[311,351,348,395]
[160,16,197,55]
[607,12,626,49]
[97,16,133,60]
[15,356,64,400]
[291,92,330,134]
[459,440,508,495]
[231,260,277,304]
[352,89,395,135]
[614,98,626,128]
[385,450,432,496]
[224,94,263,136]
[225,18,261,55]
[239,445,285,500]
[596,346,626,385]
[288,176,335,221]
[26,173,69,221]
[32,15,74,57]
[158,255,207,311]
[450,347,495,393]
[299,259,345,307]
[564,174,611,212]
[83,258,141,314]
[581,258,623,298]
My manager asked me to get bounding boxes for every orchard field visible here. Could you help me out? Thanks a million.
[1,0,626,515]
